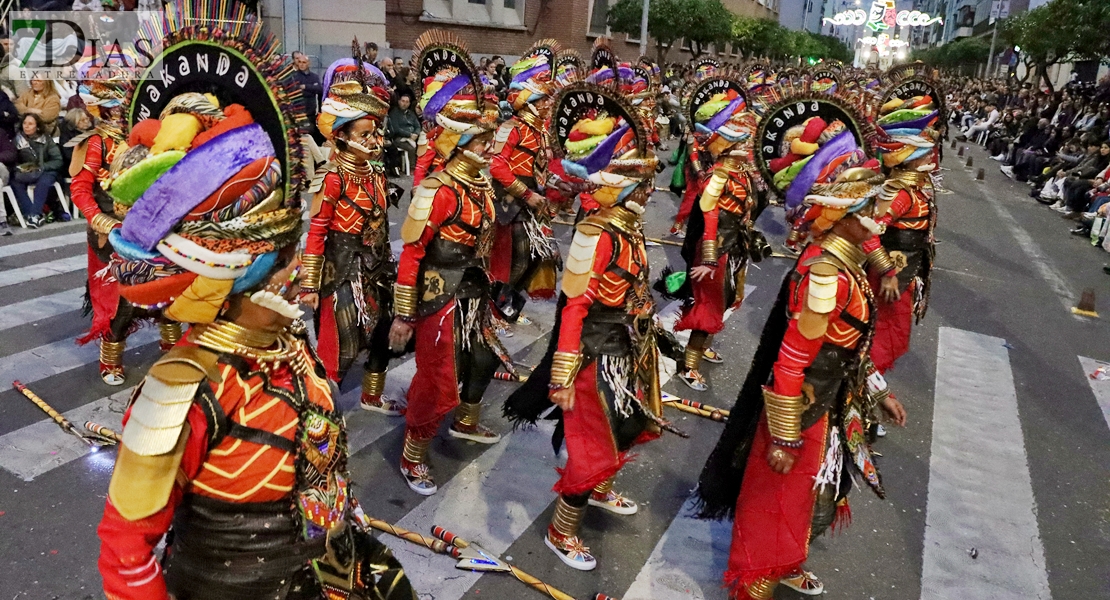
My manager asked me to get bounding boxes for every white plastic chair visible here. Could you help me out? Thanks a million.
[401,150,411,176]
[1,179,73,228]
[2,185,26,228]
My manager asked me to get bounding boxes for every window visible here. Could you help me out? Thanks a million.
[589,0,610,36]
[423,0,525,27]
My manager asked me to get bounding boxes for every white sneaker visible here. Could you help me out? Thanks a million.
[1082,212,1097,220]
[588,489,639,515]
[545,534,597,571]
[991,154,1006,161]
[1000,166,1014,178]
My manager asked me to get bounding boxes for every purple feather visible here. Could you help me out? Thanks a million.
[323,59,388,92]
[578,124,629,174]
[512,64,548,85]
[121,124,276,250]
[706,96,746,132]
[785,130,857,209]
[422,75,471,123]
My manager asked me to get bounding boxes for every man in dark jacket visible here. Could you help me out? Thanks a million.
[292,51,324,143]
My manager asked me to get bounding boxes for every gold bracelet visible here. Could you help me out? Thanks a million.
[90,213,121,236]
[867,247,896,275]
[550,351,582,389]
[701,238,719,265]
[505,179,529,199]
[393,283,418,318]
[300,254,324,292]
[762,387,804,442]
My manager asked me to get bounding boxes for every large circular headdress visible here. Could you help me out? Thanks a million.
[809,69,840,95]
[686,72,756,161]
[317,39,391,140]
[588,37,618,86]
[876,62,943,168]
[507,38,561,111]
[411,29,499,153]
[745,62,769,91]
[554,50,584,88]
[693,58,720,82]
[111,0,306,324]
[879,61,944,127]
[755,94,881,211]
[550,82,656,204]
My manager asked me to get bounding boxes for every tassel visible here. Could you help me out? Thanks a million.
[832,498,852,534]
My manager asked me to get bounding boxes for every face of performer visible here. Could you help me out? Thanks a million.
[224,250,304,333]
[337,118,383,161]
[461,130,495,159]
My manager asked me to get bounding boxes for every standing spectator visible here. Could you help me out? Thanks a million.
[291,51,323,144]
[10,113,63,228]
[365,42,379,65]
[378,57,397,88]
[0,112,16,226]
[15,74,61,136]
[384,91,419,176]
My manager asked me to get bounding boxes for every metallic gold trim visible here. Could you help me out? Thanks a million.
[90,213,121,235]
[762,387,804,442]
[363,371,386,397]
[300,254,324,292]
[454,402,481,428]
[867,247,896,275]
[820,233,867,274]
[505,179,529,199]
[551,496,587,538]
[684,345,703,371]
[402,434,431,464]
[593,477,614,497]
[550,351,582,389]
[334,149,375,183]
[444,153,491,189]
[701,239,719,265]
[747,578,778,600]
[158,322,183,347]
[100,340,125,366]
[393,284,418,318]
[190,321,307,375]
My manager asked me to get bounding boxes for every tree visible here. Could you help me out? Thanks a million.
[997,0,1110,90]
[608,0,734,61]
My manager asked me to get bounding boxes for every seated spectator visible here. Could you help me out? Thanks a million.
[958,103,999,141]
[384,91,419,176]
[1002,118,1056,181]
[1040,137,1103,205]
[987,111,1021,160]
[1057,140,1110,217]
[15,74,61,136]
[10,113,64,228]
[392,66,415,105]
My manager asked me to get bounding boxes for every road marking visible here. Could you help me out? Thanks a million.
[1077,356,1110,432]
[380,423,561,600]
[0,255,86,288]
[0,388,131,481]
[623,497,731,600]
[0,287,83,332]
[975,167,1077,315]
[922,327,1051,600]
[0,327,159,384]
[0,232,85,259]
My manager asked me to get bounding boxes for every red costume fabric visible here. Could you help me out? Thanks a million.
[674,146,708,225]
[97,344,333,600]
[726,242,870,595]
[404,301,463,440]
[70,133,122,345]
[397,178,493,289]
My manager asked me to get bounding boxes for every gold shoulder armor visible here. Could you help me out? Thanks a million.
[121,347,218,458]
[401,176,445,243]
[148,346,222,384]
[562,217,606,298]
[698,169,728,213]
[108,423,190,521]
[492,119,516,154]
[803,258,842,315]
[68,140,90,178]
[307,161,336,196]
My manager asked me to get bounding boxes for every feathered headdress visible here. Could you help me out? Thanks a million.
[411,29,499,158]
[507,38,561,111]
[550,82,657,207]
[317,38,391,139]
[110,0,306,324]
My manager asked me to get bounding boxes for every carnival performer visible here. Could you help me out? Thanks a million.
[671,72,765,392]
[695,96,907,599]
[67,63,181,385]
[97,4,416,599]
[301,46,405,415]
[505,81,667,571]
[669,58,720,236]
[388,30,512,497]
[866,74,942,376]
[488,40,562,319]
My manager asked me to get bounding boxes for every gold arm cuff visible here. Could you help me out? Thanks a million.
[550,351,582,389]
[300,254,324,291]
[701,239,719,264]
[90,213,121,236]
[158,322,183,347]
[505,179,529,199]
[762,387,804,442]
[393,283,418,318]
[867,247,896,275]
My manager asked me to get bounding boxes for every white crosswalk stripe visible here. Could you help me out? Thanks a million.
[0,231,86,259]
[0,327,159,387]
[1078,356,1110,432]
[922,328,1051,600]
[623,497,730,600]
[0,255,86,288]
[0,287,84,332]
